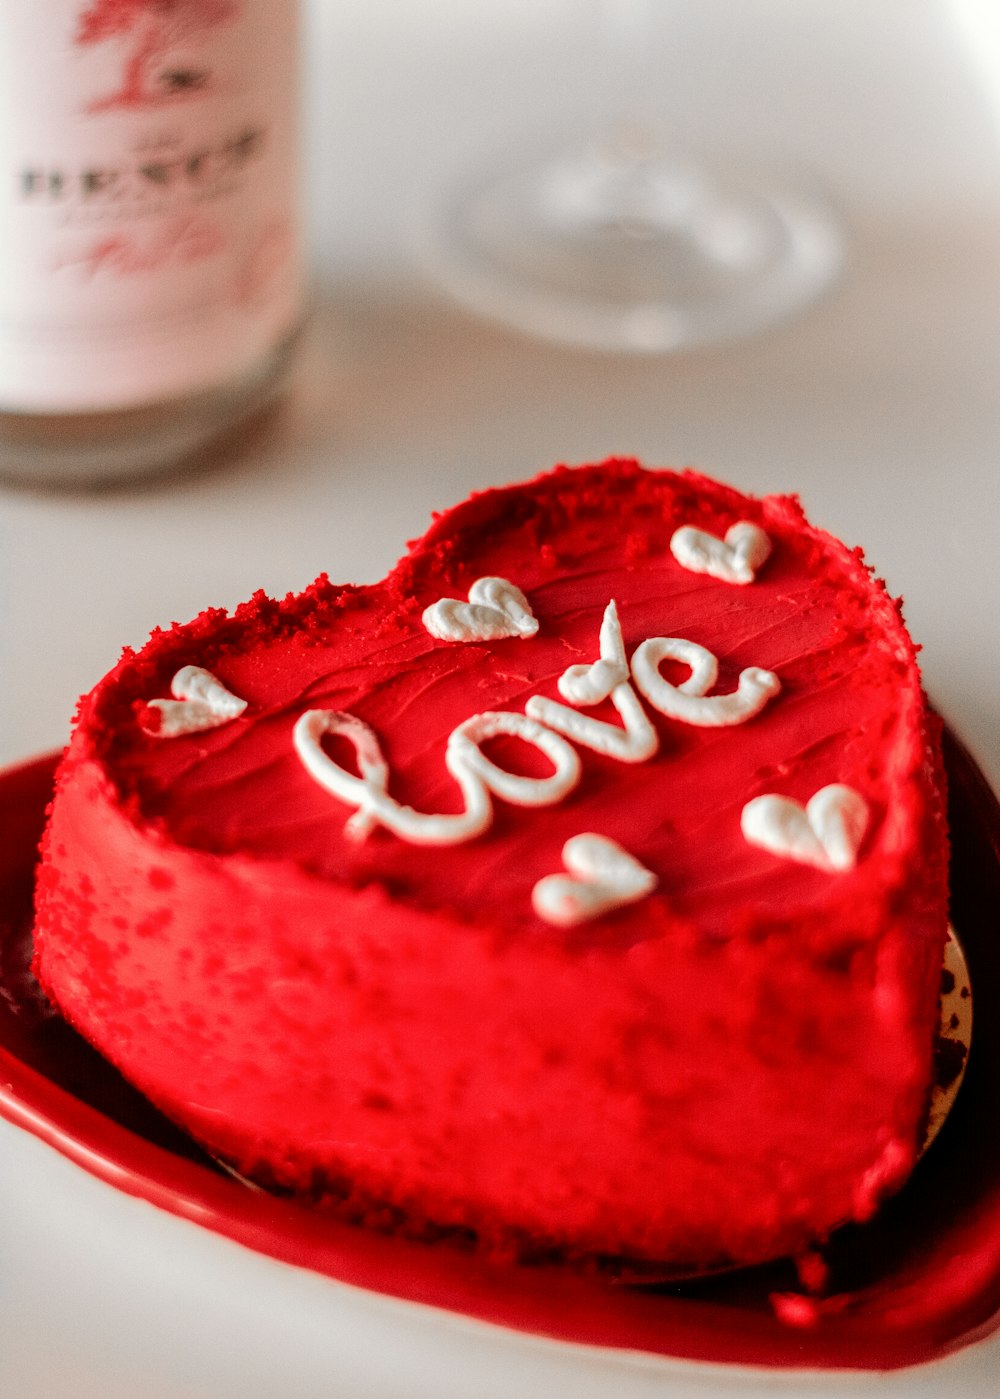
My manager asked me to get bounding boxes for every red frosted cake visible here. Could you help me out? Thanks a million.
[32,460,949,1272]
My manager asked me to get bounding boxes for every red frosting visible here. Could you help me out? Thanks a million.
[32,460,950,1270]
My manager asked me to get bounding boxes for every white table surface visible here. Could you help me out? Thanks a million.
[2,2,1000,1395]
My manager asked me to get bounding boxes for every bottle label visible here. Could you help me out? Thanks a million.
[0,0,302,412]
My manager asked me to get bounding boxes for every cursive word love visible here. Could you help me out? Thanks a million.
[293,600,781,848]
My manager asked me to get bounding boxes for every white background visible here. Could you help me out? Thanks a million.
[1,2,1000,1395]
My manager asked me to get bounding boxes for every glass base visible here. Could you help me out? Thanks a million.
[0,325,302,490]
[419,136,845,353]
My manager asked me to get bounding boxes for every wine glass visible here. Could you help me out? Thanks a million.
[418,1,844,354]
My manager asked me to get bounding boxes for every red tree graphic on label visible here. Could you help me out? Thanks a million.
[77,0,239,110]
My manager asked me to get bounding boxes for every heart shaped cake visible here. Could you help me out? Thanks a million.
[32,459,949,1272]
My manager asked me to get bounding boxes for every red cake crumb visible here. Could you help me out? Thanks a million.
[771,1293,821,1329]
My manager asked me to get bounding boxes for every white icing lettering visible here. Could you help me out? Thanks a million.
[422,576,539,643]
[631,637,780,727]
[293,596,787,928]
[525,600,658,762]
[532,833,658,926]
[293,707,579,846]
[294,709,488,844]
[144,665,247,738]
[557,598,630,704]
[670,521,771,585]
[447,710,581,809]
[740,784,869,871]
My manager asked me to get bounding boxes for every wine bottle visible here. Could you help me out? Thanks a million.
[0,0,303,486]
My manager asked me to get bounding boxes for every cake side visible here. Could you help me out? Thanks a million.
[32,460,950,1269]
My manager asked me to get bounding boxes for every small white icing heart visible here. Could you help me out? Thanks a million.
[144,665,248,738]
[670,521,772,585]
[532,833,658,927]
[740,784,869,872]
[422,576,539,643]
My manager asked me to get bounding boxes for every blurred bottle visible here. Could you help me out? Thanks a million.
[0,0,303,487]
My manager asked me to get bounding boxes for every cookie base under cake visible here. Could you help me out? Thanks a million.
[32,460,949,1271]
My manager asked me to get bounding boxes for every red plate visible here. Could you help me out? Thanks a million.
[1,730,998,1371]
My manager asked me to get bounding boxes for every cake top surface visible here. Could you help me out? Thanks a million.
[73,459,934,946]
